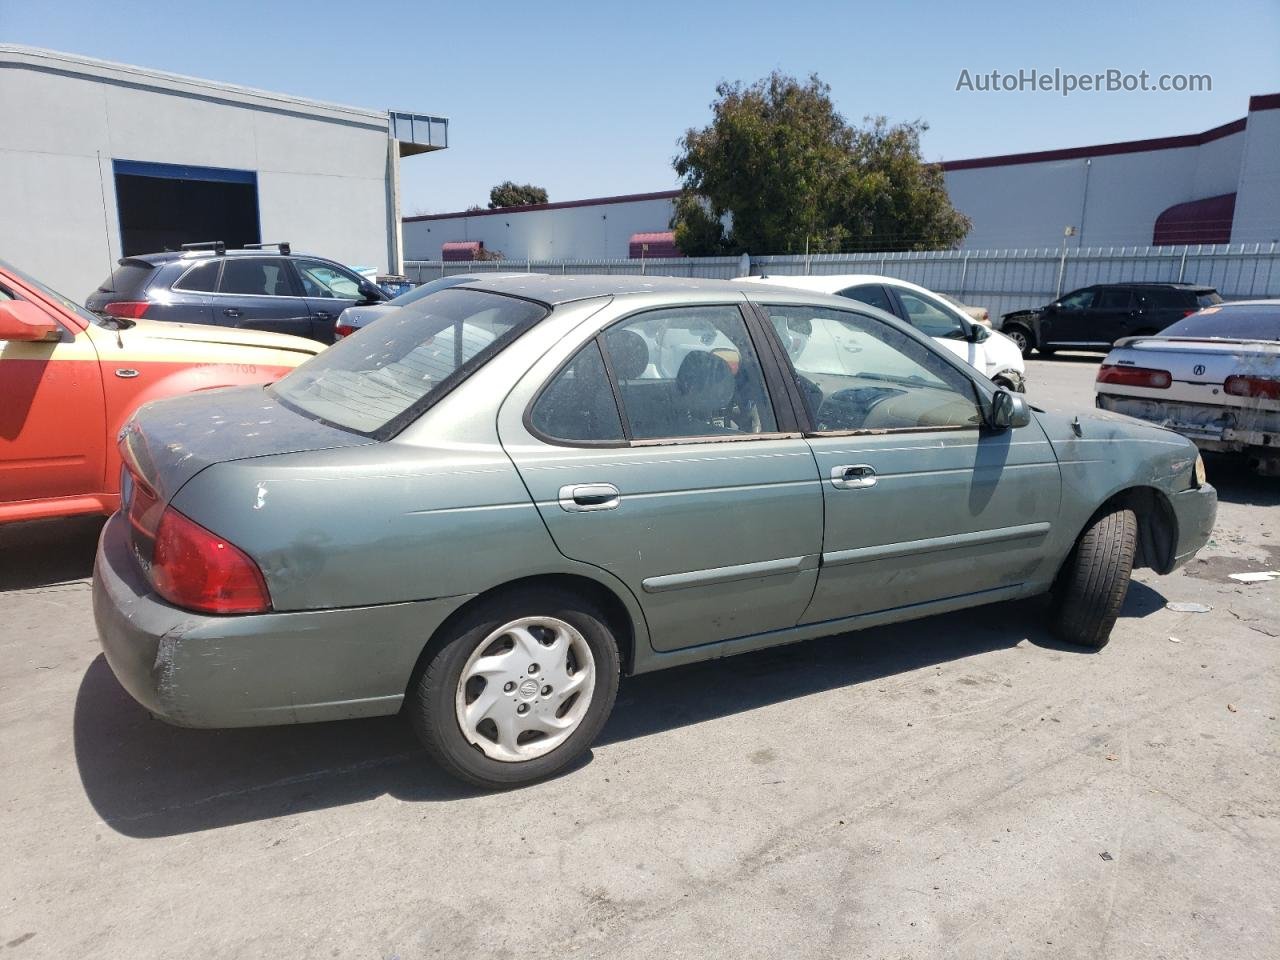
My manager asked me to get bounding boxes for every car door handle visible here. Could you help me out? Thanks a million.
[223,308,242,318]
[558,483,621,512]
[313,311,333,320]
[830,464,877,489]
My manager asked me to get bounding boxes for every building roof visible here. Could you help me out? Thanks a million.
[405,190,681,223]
[0,44,445,132]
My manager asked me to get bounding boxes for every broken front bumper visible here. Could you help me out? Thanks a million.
[92,512,470,728]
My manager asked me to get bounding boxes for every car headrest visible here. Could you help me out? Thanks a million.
[676,350,734,416]
[605,329,649,380]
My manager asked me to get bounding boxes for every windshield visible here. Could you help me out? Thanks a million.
[0,257,107,328]
[1159,304,1280,342]
[270,288,547,437]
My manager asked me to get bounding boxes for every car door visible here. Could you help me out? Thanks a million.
[1090,287,1136,344]
[1040,287,1097,347]
[0,280,107,507]
[213,257,313,339]
[291,258,371,343]
[499,300,825,652]
[754,301,1061,624]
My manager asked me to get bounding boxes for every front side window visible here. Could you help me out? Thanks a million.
[272,288,546,437]
[599,306,778,441]
[294,259,364,299]
[894,289,967,339]
[1057,289,1096,311]
[766,306,981,433]
[839,283,895,314]
[219,258,294,297]
[529,341,625,443]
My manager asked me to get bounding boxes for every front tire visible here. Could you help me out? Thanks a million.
[1004,324,1032,357]
[1049,507,1137,649]
[408,588,621,789]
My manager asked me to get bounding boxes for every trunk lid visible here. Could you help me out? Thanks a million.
[1106,338,1280,407]
[119,384,370,506]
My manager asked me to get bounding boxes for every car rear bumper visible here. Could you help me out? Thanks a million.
[1096,394,1280,454]
[92,512,472,728]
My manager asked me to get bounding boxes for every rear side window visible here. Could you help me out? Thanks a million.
[272,288,547,437]
[1096,289,1133,310]
[839,283,895,314]
[97,261,154,296]
[599,306,778,441]
[530,341,625,443]
[172,260,220,293]
[219,258,295,297]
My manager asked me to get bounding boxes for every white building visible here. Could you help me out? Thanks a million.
[0,45,447,299]
[404,94,1279,261]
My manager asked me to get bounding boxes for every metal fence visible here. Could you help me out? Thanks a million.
[405,243,1280,320]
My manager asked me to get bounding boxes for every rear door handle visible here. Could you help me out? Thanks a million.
[558,483,621,512]
[830,464,877,489]
[313,311,333,320]
[223,308,242,318]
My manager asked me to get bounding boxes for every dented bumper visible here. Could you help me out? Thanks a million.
[92,512,471,728]
[1096,394,1280,456]
[1169,483,1218,571]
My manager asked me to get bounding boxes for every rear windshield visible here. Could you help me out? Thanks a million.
[97,260,155,296]
[1159,304,1280,341]
[270,287,547,437]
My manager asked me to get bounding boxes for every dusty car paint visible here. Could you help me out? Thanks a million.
[94,276,1216,728]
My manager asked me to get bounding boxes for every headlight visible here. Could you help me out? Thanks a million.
[1194,453,1207,488]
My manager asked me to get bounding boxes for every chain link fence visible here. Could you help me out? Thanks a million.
[405,243,1280,320]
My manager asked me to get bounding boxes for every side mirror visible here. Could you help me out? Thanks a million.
[969,324,990,343]
[989,388,1031,430]
[1044,302,1059,314]
[0,300,59,342]
[358,280,383,302]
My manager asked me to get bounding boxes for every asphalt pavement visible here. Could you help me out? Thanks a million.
[1,354,1276,960]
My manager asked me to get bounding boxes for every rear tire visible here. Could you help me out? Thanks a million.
[408,588,621,789]
[1049,507,1137,649]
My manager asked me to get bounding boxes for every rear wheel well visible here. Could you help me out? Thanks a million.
[1095,487,1177,574]
[404,574,637,699]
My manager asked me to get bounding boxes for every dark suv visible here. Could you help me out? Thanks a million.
[998,282,1222,357]
[85,242,388,344]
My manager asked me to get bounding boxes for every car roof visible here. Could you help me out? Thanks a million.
[123,249,329,267]
[743,272,952,299]
[454,273,779,305]
[1090,282,1216,291]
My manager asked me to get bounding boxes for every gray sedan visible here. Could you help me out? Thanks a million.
[94,275,1216,788]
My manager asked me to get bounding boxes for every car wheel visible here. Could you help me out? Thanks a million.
[408,588,621,789]
[1004,325,1032,357]
[1048,506,1137,649]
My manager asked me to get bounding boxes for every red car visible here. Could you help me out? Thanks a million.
[1,259,321,524]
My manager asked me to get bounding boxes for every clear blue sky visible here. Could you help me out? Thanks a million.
[4,0,1278,214]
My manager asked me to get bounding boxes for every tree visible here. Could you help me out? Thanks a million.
[671,72,969,255]
[488,181,549,209]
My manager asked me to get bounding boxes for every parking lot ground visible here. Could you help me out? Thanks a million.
[1,356,1276,960]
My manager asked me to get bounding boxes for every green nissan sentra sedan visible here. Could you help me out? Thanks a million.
[94,275,1216,788]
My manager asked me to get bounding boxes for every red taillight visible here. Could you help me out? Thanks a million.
[104,301,150,319]
[149,507,271,614]
[335,323,357,339]
[1224,374,1280,400]
[1097,364,1172,389]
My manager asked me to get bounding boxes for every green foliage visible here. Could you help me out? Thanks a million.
[672,72,970,255]
[488,181,549,209]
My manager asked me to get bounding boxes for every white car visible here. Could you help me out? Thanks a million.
[1095,300,1279,476]
[743,274,1025,391]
